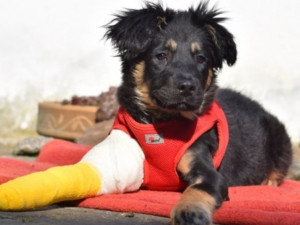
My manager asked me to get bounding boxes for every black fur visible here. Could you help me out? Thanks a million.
[105,2,292,225]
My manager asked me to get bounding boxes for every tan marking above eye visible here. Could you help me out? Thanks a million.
[191,42,201,53]
[165,39,177,51]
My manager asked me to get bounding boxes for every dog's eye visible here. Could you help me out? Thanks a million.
[195,55,206,64]
[156,53,167,61]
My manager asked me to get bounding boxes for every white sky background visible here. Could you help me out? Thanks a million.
[0,0,299,143]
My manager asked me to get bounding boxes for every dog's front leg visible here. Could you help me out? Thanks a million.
[171,135,228,225]
[80,129,145,194]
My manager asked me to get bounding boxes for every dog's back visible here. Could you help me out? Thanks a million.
[217,88,292,186]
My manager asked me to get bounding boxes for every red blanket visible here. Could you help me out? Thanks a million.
[1,139,300,225]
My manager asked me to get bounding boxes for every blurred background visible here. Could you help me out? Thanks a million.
[0,0,299,146]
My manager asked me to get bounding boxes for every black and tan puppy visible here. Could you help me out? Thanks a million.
[0,2,292,224]
[105,2,292,225]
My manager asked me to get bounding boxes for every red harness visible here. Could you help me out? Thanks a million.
[112,101,229,191]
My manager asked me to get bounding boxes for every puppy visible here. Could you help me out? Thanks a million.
[104,2,292,225]
[0,2,292,225]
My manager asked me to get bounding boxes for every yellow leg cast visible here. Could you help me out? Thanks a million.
[0,162,101,211]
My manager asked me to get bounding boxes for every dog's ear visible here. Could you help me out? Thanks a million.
[105,3,173,60]
[190,2,237,68]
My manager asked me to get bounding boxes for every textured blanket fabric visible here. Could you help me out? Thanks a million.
[1,139,300,225]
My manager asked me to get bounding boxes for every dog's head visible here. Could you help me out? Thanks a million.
[105,2,237,123]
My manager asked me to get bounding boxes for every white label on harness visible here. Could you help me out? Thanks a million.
[145,134,164,144]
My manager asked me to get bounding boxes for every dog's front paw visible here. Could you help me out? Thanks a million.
[171,202,212,225]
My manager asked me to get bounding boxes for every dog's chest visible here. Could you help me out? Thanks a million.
[111,102,229,191]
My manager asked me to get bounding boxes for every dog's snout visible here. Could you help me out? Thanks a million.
[177,80,196,95]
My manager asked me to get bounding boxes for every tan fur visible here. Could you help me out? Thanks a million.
[177,151,193,176]
[177,150,204,187]
[261,171,285,186]
[191,42,201,53]
[171,185,215,225]
[179,111,198,120]
[173,149,216,225]
[133,61,156,110]
[165,39,177,52]
[180,186,216,212]
[205,69,213,90]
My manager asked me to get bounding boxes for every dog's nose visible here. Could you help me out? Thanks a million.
[177,81,196,95]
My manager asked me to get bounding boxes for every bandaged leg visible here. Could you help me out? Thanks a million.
[0,130,144,211]
[80,130,145,194]
[0,162,100,210]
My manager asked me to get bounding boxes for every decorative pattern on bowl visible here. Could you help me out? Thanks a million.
[37,102,98,140]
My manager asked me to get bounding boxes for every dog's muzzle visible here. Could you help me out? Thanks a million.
[151,82,202,111]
